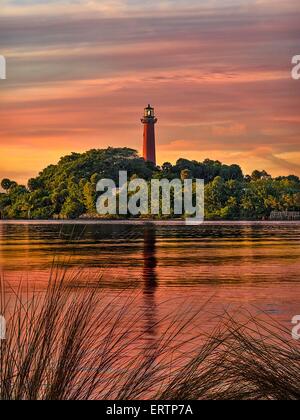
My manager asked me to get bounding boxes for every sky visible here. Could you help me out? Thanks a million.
[0,0,299,184]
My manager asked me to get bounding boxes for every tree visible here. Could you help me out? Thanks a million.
[219,197,239,219]
[83,182,96,213]
[61,198,85,219]
[28,178,43,192]
[229,164,244,181]
[162,162,173,173]
[180,169,191,181]
[251,170,271,181]
[1,179,13,191]
[205,176,227,219]
[294,193,300,208]
[2,147,300,220]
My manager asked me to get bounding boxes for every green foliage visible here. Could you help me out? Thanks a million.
[251,170,271,181]
[61,197,85,219]
[1,179,13,191]
[0,147,299,220]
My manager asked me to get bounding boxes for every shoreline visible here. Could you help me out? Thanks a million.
[0,219,300,226]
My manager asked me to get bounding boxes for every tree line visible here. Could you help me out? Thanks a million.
[0,147,300,220]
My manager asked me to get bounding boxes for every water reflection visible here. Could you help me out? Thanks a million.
[142,228,159,355]
[1,222,300,327]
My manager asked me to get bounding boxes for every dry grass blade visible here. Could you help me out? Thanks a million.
[1,271,299,400]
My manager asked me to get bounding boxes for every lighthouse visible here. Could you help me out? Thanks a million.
[141,104,157,165]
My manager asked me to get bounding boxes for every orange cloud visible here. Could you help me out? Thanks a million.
[0,0,299,183]
[212,123,247,137]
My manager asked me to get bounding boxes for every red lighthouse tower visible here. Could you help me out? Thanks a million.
[141,104,157,165]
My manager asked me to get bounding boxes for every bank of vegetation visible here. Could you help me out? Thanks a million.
[1,147,299,220]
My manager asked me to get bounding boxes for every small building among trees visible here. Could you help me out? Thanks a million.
[270,211,300,221]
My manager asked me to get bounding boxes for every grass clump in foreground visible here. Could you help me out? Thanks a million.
[0,272,300,400]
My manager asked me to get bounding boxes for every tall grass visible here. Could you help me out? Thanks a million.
[0,271,299,400]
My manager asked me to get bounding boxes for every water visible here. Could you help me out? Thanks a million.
[1,221,300,333]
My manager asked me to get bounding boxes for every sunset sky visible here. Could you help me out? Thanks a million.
[0,0,299,184]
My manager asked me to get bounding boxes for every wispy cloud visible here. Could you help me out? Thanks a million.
[0,0,299,183]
